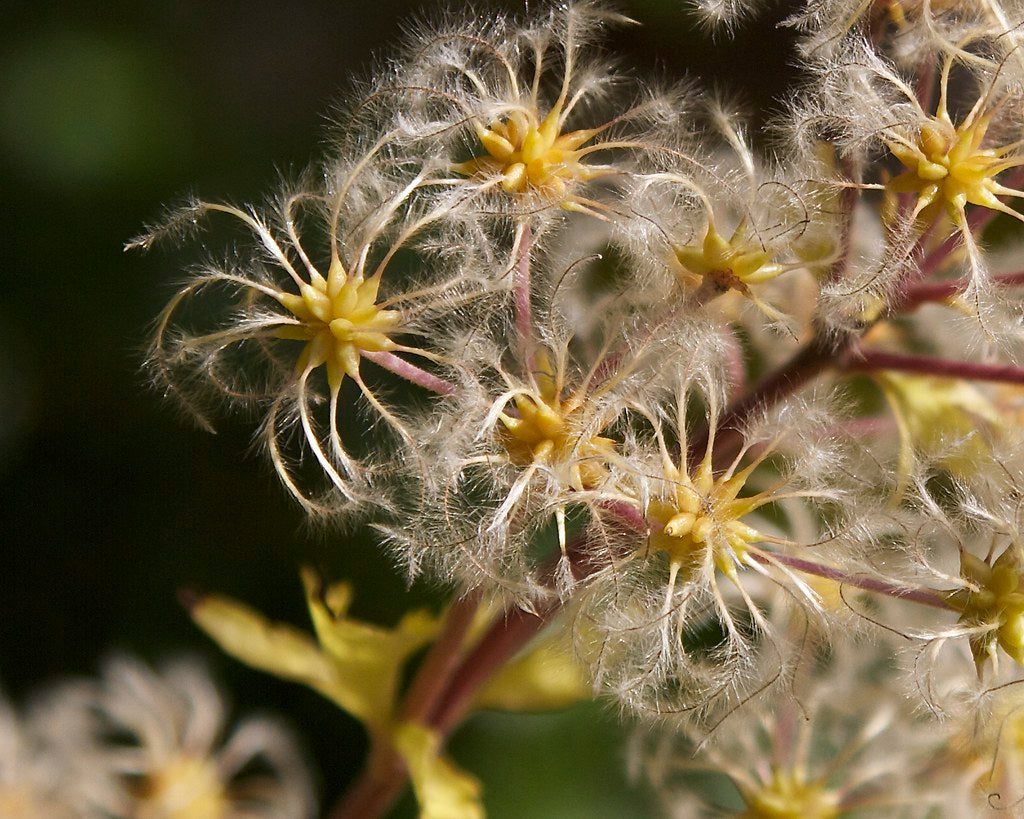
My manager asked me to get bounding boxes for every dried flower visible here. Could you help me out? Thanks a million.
[67,657,316,818]
[582,378,849,717]
[382,1,682,221]
[136,156,489,516]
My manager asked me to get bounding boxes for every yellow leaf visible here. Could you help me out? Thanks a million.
[189,594,346,708]
[190,571,440,734]
[392,722,484,819]
[300,569,440,731]
[473,625,590,712]
[877,372,999,481]
[876,371,1004,504]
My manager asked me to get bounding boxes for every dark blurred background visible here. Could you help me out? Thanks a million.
[0,1,797,814]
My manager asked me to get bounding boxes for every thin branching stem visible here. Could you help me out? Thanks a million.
[757,552,955,611]
[845,348,1024,385]
[895,270,1024,311]
[362,350,458,395]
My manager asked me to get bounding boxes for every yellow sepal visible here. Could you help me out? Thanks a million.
[877,371,999,482]
[299,565,438,733]
[299,568,440,731]
[190,593,344,706]
[189,570,440,735]
[392,722,485,819]
[473,625,590,712]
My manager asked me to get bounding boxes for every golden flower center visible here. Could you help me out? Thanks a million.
[137,754,228,819]
[673,222,781,293]
[275,263,402,388]
[887,111,1012,221]
[0,786,59,819]
[646,465,763,582]
[743,768,841,819]
[951,548,1024,667]
[455,107,604,197]
[497,389,616,491]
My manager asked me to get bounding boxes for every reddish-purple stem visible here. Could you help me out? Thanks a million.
[823,171,859,286]
[845,348,1024,385]
[896,270,1024,312]
[363,351,457,396]
[759,552,954,610]
[329,746,407,819]
[329,593,481,819]
[429,603,553,735]
[914,53,937,112]
[687,335,841,469]
[723,326,747,399]
[330,528,603,819]
[428,517,624,738]
[401,592,482,722]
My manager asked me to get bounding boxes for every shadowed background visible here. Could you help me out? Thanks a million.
[0,1,797,814]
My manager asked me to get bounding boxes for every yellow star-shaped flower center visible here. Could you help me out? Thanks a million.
[887,104,1023,224]
[743,768,841,819]
[274,260,402,389]
[950,547,1024,671]
[0,786,59,818]
[673,221,782,294]
[455,105,607,200]
[497,361,616,491]
[138,754,228,819]
[646,462,764,583]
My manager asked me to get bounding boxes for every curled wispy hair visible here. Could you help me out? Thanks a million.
[135,154,496,520]
[637,636,953,817]
[371,1,688,223]
[578,373,851,720]
[789,33,1024,335]
[379,320,652,602]
[786,0,1024,62]
[619,120,838,332]
[899,444,1024,691]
